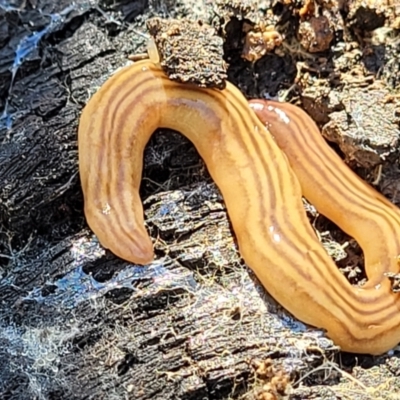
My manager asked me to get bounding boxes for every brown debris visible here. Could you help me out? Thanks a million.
[321,88,400,167]
[347,0,388,31]
[146,18,227,89]
[297,15,335,52]
[299,0,316,19]
[295,0,338,53]
[209,0,282,63]
[250,358,291,400]
[242,21,283,62]
[212,0,261,21]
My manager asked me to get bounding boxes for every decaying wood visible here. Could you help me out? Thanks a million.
[1,1,400,399]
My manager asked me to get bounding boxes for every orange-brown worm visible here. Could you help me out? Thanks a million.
[249,99,400,354]
[78,60,400,354]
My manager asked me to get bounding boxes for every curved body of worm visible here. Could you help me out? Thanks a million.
[78,59,400,354]
[249,99,400,354]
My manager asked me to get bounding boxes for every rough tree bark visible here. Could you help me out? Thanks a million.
[1,1,400,400]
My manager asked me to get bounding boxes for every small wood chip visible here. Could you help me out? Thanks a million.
[146,17,227,89]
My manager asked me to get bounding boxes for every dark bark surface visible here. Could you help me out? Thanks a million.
[1,1,400,399]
